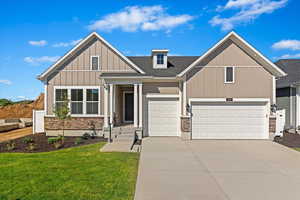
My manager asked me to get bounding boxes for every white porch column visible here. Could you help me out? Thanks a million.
[109,84,114,127]
[104,84,109,128]
[179,81,182,116]
[139,83,143,128]
[183,77,187,116]
[134,83,138,127]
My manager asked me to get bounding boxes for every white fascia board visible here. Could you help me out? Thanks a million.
[38,32,145,80]
[178,31,287,77]
[146,94,179,98]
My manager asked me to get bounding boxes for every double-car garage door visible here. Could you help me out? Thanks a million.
[191,102,269,139]
[145,97,269,139]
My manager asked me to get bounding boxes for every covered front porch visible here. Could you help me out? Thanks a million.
[103,81,143,129]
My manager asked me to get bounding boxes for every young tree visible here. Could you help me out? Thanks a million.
[53,96,71,141]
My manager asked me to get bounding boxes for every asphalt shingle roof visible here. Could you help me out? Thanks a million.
[275,59,300,88]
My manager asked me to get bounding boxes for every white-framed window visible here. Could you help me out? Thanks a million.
[224,66,234,83]
[71,89,83,114]
[157,54,164,65]
[90,56,99,70]
[86,89,99,114]
[55,89,68,110]
[54,86,100,116]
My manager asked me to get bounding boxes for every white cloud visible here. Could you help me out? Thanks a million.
[28,40,47,46]
[24,56,59,65]
[0,79,12,85]
[210,0,288,31]
[275,53,300,59]
[53,39,82,47]
[272,40,300,50]
[87,5,194,32]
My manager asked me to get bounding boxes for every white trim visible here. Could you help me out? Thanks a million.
[296,86,300,128]
[179,81,182,116]
[178,31,287,77]
[134,84,138,127]
[146,94,179,98]
[183,76,187,116]
[53,86,101,117]
[189,98,270,104]
[123,91,134,123]
[224,66,235,84]
[38,32,145,80]
[109,84,114,126]
[90,55,100,70]
[272,76,276,104]
[139,83,143,128]
[104,84,109,128]
[44,83,47,114]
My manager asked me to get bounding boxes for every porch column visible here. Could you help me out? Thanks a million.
[134,83,138,127]
[179,81,182,116]
[109,84,114,127]
[183,77,187,116]
[139,83,143,128]
[104,84,109,128]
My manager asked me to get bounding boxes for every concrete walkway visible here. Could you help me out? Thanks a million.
[134,137,300,200]
[0,127,32,143]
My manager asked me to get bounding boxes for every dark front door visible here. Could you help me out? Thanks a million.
[124,92,134,122]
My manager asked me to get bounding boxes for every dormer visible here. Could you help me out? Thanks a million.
[152,49,169,69]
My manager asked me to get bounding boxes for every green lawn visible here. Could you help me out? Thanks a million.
[0,142,139,200]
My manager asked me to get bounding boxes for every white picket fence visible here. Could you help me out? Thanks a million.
[32,110,45,134]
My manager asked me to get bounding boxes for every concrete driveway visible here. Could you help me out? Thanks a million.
[134,137,300,200]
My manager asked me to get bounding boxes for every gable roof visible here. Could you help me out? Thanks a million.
[275,59,300,88]
[37,32,145,81]
[178,31,287,78]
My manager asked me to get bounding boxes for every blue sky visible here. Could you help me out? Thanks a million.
[0,0,299,100]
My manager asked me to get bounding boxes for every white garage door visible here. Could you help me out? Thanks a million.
[192,102,268,139]
[146,98,179,136]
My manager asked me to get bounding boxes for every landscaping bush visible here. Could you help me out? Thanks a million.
[53,142,63,149]
[23,137,34,144]
[6,141,16,151]
[48,135,64,144]
[74,138,83,145]
[81,133,90,140]
[26,143,36,151]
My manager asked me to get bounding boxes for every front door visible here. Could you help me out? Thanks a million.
[124,92,134,122]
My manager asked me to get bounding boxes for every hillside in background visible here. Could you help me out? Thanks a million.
[0,93,44,119]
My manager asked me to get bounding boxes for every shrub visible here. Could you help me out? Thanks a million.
[81,133,90,140]
[74,138,83,145]
[48,136,64,144]
[23,137,34,144]
[26,143,36,151]
[53,141,63,149]
[6,141,16,151]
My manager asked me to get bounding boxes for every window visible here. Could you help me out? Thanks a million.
[225,66,234,83]
[54,87,99,115]
[86,89,99,114]
[157,54,164,64]
[55,89,68,110]
[91,56,99,70]
[71,89,83,114]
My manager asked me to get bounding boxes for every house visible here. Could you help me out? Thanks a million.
[37,31,286,140]
[275,59,300,130]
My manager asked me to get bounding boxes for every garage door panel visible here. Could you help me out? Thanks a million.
[147,98,179,137]
[192,102,268,139]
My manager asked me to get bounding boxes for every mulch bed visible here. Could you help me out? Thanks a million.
[274,132,300,148]
[0,133,107,153]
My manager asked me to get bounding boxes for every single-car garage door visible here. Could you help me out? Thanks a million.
[146,97,179,137]
[191,102,268,139]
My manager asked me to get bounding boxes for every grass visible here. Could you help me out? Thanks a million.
[0,142,139,200]
[294,148,300,152]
